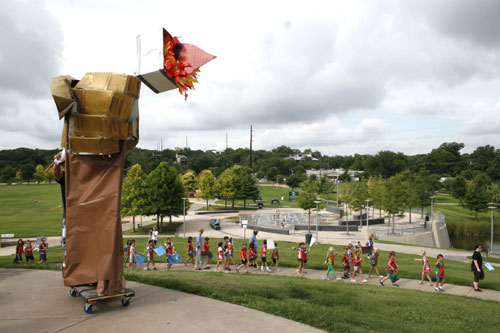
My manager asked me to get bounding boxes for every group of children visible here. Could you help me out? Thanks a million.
[123,236,447,292]
[12,238,48,265]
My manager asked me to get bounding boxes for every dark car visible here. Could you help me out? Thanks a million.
[210,219,221,230]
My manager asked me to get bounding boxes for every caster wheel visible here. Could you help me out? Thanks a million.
[121,297,131,307]
[84,303,93,314]
[70,289,77,297]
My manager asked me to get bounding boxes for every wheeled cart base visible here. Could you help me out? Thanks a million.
[69,285,135,314]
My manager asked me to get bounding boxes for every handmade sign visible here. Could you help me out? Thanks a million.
[136,254,146,266]
[267,239,275,250]
[49,27,214,296]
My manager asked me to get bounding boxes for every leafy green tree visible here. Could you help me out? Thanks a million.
[199,169,216,210]
[182,171,198,195]
[233,166,259,208]
[20,164,34,184]
[33,164,45,184]
[298,179,319,232]
[450,175,467,201]
[383,174,407,233]
[121,164,146,233]
[16,170,22,184]
[404,171,419,223]
[266,166,278,185]
[351,181,369,225]
[143,162,187,231]
[368,176,385,218]
[1,166,16,182]
[276,174,284,185]
[286,173,302,191]
[412,170,434,217]
[463,174,492,221]
[216,168,235,208]
[44,167,54,184]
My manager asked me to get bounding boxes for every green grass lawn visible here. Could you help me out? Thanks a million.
[214,185,302,209]
[0,184,63,237]
[3,237,499,291]
[125,269,500,332]
[435,193,460,204]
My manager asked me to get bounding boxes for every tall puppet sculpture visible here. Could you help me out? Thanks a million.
[50,28,215,296]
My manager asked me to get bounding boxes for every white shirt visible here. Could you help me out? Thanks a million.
[151,230,158,241]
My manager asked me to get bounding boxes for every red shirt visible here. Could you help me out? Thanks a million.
[249,248,256,260]
[342,254,349,266]
[387,257,397,270]
[261,245,267,258]
[353,257,362,269]
[24,244,33,256]
[302,248,308,261]
[240,248,247,260]
[203,242,209,252]
[187,242,193,254]
[326,253,334,265]
[39,243,48,255]
[436,261,445,278]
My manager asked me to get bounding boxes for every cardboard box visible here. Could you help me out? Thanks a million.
[68,136,120,155]
[76,73,141,98]
[70,114,128,139]
[72,89,135,121]
[50,76,78,119]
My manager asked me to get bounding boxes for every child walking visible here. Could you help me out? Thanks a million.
[379,251,399,287]
[24,240,35,264]
[145,240,156,270]
[203,237,210,268]
[435,254,446,292]
[414,250,433,286]
[236,242,249,273]
[165,238,175,270]
[124,239,131,265]
[341,247,350,279]
[260,240,271,272]
[38,238,49,265]
[14,239,24,264]
[351,250,368,283]
[292,242,307,275]
[248,242,257,269]
[228,237,236,266]
[270,242,280,271]
[215,242,225,272]
[323,247,338,280]
[128,240,137,269]
[185,236,195,267]
[367,248,382,278]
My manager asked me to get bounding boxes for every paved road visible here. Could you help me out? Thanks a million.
[0,269,323,333]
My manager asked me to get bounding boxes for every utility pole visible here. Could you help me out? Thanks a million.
[249,125,253,169]
[226,132,228,150]
[185,136,188,148]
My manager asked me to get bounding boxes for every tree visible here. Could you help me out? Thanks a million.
[233,166,259,208]
[121,164,146,233]
[182,171,198,196]
[298,179,319,232]
[276,174,284,185]
[450,175,467,201]
[383,174,407,233]
[33,164,45,184]
[266,166,278,185]
[199,169,216,210]
[44,167,54,184]
[286,173,302,191]
[215,168,235,208]
[1,166,16,182]
[350,181,369,226]
[16,170,22,184]
[462,174,491,221]
[404,171,419,223]
[368,176,385,218]
[412,170,434,217]
[143,162,187,231]
[20,164,34,184]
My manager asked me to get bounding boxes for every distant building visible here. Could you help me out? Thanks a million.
[306,168,361,181]
[176,154,187,166]
[285,153,318,161]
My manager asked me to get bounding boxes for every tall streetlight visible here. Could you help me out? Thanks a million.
[365,199,371,228]
[336,181,340,207]
[314,200,321,244]
[430,196,434,223]
[488,206,496,255]
[182,197,187,238]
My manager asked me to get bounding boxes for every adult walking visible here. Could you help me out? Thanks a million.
[471,244,484,292]
[249,230,259,266]
[195,228,204,270]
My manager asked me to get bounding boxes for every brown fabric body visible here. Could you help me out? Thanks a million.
[63,143,126,295]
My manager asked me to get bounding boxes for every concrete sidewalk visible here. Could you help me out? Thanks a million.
[0,269,323,333]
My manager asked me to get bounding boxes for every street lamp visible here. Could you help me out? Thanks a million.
[365,199,371,228]
[314,200,321,244]
[336,181,340,207]
[488,206,496,255]
[182,197,187,238]
[430,196,434,223]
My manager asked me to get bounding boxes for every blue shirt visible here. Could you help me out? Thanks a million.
[249,234,258,249]
[196,234,202,249]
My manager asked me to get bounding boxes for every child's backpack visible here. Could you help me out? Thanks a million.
[389,273,400,283]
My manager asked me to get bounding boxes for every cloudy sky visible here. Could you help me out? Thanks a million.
[1,0,500,155]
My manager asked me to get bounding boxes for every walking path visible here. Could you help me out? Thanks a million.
[0,269,323,333]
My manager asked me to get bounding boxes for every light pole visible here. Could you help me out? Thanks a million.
[430,196,434,223]
[365,199,371,228]
[314,200,321,244]
[488,206,496,255]
[182,197,187,238]
[336,181,340,207]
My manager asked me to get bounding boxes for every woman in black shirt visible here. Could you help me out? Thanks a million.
[471,244,484,292]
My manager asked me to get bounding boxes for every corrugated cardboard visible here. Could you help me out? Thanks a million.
[50,76,78,119]
[69,136,120,155]
[76,73,141,98]
[70,114,128,139]
[72,89,135,121]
